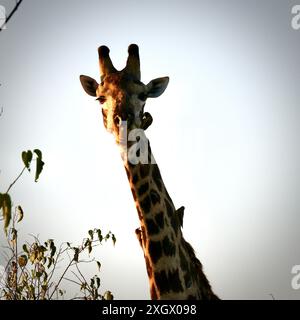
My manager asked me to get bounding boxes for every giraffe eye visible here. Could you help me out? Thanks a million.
[96,96,106,104]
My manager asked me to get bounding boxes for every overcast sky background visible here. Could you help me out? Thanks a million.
[0,0,300,299]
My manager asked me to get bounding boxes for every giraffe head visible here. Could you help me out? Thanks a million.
[80,44,169,144]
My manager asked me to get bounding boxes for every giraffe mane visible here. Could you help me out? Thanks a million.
[181,237,217,299]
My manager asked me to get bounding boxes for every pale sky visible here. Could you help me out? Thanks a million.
[0,0,300,299]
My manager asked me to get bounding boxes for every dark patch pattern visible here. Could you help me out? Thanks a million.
[168,269,184,293]
[150,189,161,205]
[170,215,179,235]
[162,235,176,257]
[165,199,174,218]
[184,273,192,289]
[154,270,168,295]
[152,165,162,191]
[179,247,189,271]
[145,218,160,236]
[132,173,139,184]
[154,212,164,229]
[138,182,149,196]
[164,200,179,234]
[140,195,151,213]
[154,269,183,294]
[148,240,162,264]
[140,164,150,179]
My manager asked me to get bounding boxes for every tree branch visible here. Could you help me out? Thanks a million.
[6,166,26,194]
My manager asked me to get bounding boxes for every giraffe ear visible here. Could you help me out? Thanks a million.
[146,77,169,98]
[80,75,99,97]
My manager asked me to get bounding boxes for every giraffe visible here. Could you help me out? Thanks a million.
[80,44,219,300]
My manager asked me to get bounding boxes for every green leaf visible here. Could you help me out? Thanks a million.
[84,239,90,248]
[88,229,94,240]
[18,255,28,267]
[96,261,101,271]
[112,234,116,246]
[103,291,114,300]
[96,277,100,289]
[33,149,42,159]
[90,278,95,288]
[23,244,28,253]
[40,245,47,252]
[2,193,12,234]
[50,245,56,257]
[27,150,33,163]
[21,151,27,166]
[22,150,32,171]
[29,252,36,263]
[17,205,24,223]
[97,229,103,242]
[35,157,45,182]
[47,257,53,268]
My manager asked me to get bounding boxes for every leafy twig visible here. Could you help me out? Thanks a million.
[6,166,26,194]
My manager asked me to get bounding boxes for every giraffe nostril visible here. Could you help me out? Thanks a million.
[114,115,122,127]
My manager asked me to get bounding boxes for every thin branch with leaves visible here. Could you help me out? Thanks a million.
[0,149,115,300]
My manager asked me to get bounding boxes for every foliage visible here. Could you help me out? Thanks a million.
[0,150,115,300]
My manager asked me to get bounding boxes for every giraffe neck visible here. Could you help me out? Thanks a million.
[121,131,218,300]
